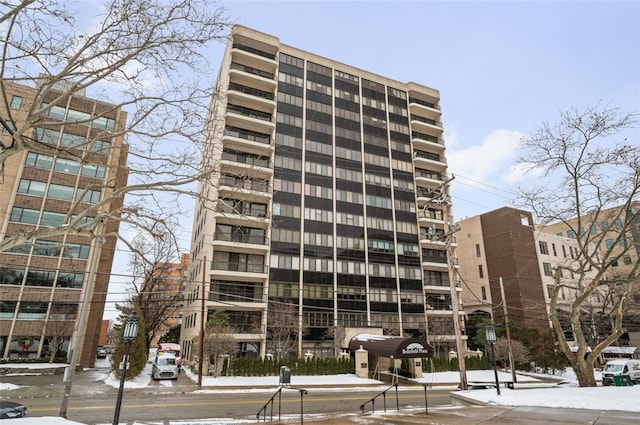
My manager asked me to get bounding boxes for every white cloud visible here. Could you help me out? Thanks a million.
[447,129,522,185]
[502,161,544,184]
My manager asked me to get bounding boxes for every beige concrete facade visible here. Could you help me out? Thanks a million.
[183,25,462,362]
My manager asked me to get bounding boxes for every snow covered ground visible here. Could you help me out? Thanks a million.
[2,361,639,421]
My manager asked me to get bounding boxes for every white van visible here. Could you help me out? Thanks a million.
[151,354,180,380]
[601,359,640,386]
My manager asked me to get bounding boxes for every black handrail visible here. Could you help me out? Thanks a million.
[359,383,399,414]
[255,386,309,423]
[256,387,282,422]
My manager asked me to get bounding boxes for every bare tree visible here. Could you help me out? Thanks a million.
[0,0,233,252]
[202,310,238,377]
[127,227,185,348]
[427,316,455,357]
[517,103,640,386]
[44,309,75,363]
[267,299,306,360]
[494,337,529,367]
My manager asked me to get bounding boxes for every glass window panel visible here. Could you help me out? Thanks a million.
[54,158,81,174]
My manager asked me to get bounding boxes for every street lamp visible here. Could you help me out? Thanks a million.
[113,312,139,425]
[485,324,501,396]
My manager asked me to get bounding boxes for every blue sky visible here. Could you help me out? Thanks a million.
[104,0,640,318]
[215,0,640,219]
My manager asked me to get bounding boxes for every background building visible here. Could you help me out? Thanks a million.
[141,253,190,347]
[541,203,640,347]
[456,208,549,330]
[0,80,128,367]
[457,206,629,347]
[182,25,463,361]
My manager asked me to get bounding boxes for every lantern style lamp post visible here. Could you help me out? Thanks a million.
[113,312,139,425]
[485,324,501,396]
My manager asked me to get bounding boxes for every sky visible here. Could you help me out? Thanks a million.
[2,361,640,424]
[102,0,640,319]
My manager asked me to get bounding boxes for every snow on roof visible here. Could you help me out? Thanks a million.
[602,346,638,354]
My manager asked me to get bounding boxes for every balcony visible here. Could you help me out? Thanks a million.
[412,131,444,153]
[208,292,267,310]
[210,260,269,281]
[413,150,447,170]
[227,82,276,111]
[229,62,276,93]
[213,231,269,254]
[231,43,278,73]
[219,150,272,178]
[226,101,275,134]
[408,98,441,122]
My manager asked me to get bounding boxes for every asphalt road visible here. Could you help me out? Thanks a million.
[21,387,452,424]
[4,360,639,425]
[3,360,451,424]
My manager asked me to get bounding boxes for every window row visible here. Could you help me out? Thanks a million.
[8,240,91,259]
[42,104,116,130]
[274,179,302,194]
[274,156,302,171]
[273,202,301,218]
[336,167,362,182]
[272,228,300,243]
[336,236,365,250]
[303,257,333,272]
[305,184,332,199]
[305,161,333,177]
[26,152,107,179]
[335,146,362,162]
[304,207,333,222]
[36,128,111,154]
[10,207,93,227]
[365,173,390,188]
[366,194,392,209]
[304,232,333,246]
[336,189,363,204]
[0,302,78,320]
[306,139,332,156]
[0,267,84,288]
[336,212,364,227]
[18,179,101,204]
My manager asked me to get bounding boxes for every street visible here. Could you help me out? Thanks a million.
[4,360,640,425]
[3,361,451,424]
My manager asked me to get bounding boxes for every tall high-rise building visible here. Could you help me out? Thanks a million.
[0,80,128,367]
[183,25,462,360]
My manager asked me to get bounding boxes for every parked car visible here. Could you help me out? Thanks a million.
[0,400,28,419]
[96,346,108,358]
[456,382,497,390]
[151,354,180,380]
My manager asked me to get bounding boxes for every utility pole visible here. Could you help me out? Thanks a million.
[198,256,206,389]
[499,277,517,384]
[60,220,105,417]
[433,175,467,390]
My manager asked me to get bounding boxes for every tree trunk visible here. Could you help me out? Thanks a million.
[573,358,597,387]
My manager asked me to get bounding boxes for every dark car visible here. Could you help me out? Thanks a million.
[0,400,28,419]
[456,382,497,390]
[96,347,108,358]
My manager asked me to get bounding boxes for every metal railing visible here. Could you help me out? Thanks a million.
[256,387,282,422]
[359,383,399,414]
[256,387,308,424]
